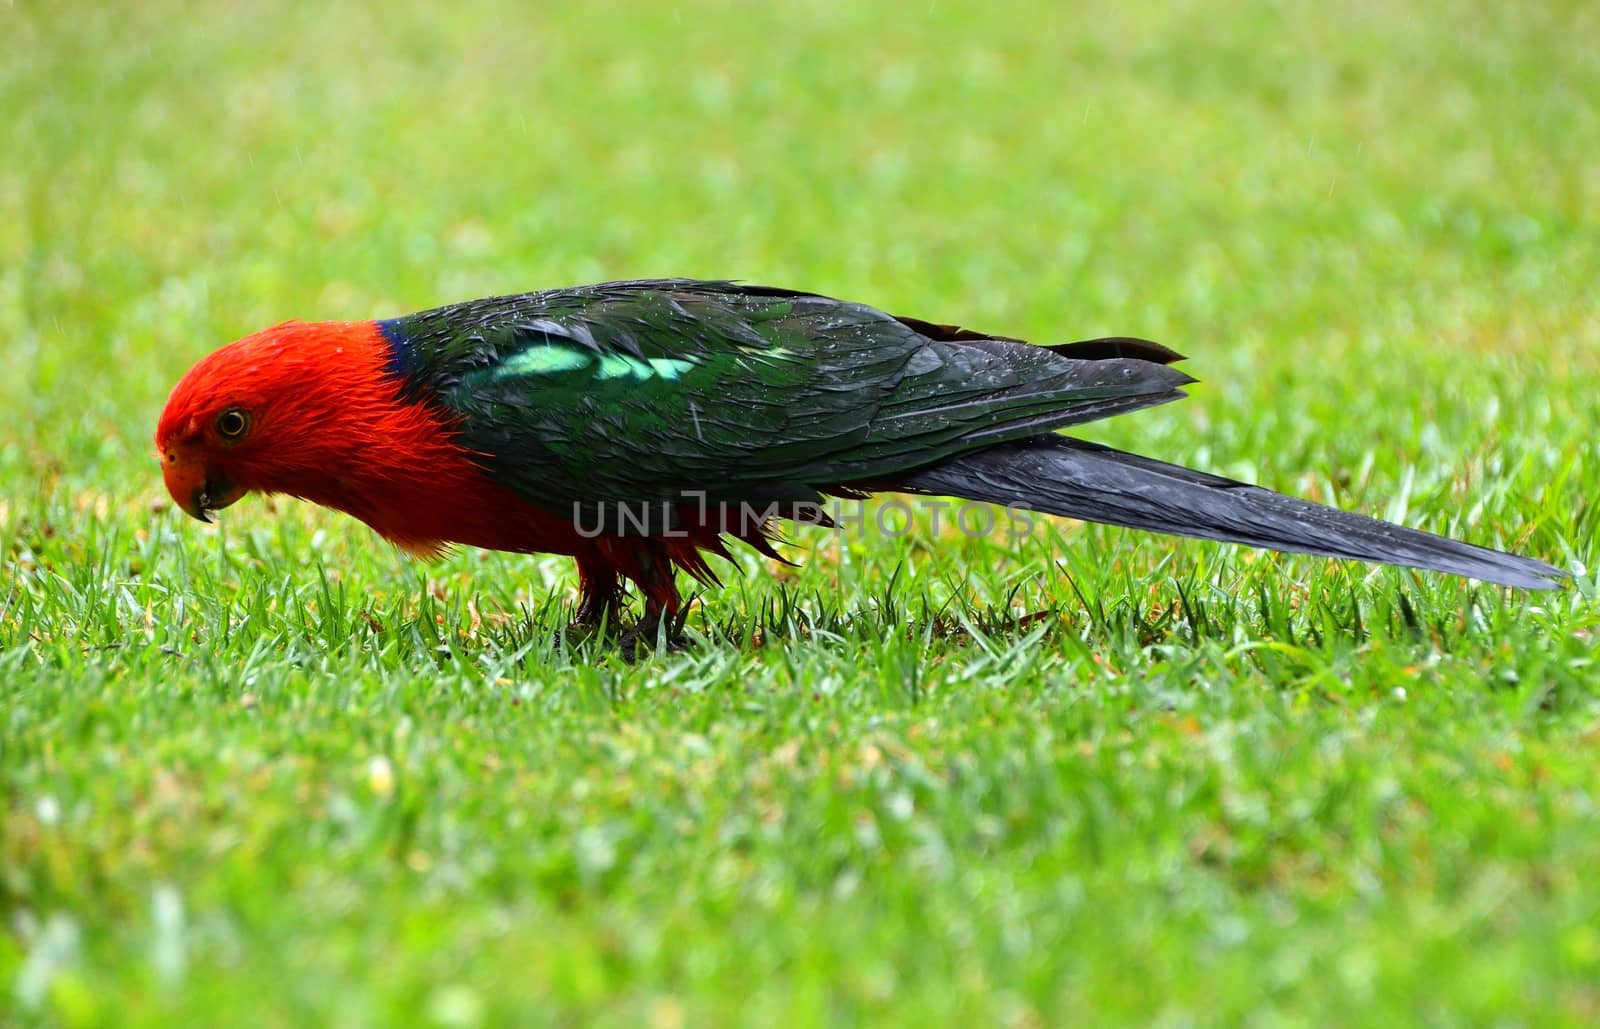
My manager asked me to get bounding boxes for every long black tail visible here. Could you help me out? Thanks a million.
[888,435,1565,589]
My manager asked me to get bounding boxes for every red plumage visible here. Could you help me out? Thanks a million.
[155,319,756,628]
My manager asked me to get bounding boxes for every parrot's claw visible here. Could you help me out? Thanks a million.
[617,609,691,662]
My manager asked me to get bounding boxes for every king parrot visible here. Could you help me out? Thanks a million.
[155,279,1564,648]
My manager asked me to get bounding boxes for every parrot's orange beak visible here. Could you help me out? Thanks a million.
[161,450,246,523]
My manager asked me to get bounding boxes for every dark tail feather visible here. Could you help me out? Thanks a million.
[886,436,1566,590]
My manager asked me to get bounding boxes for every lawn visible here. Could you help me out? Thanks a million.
[4,0,1599,1023]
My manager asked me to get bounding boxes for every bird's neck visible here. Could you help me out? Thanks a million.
[243,320,582,557]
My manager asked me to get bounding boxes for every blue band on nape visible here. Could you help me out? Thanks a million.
[377,318,414,378]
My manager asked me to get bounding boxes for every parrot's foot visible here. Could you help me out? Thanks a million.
[618,608,691,662]
[561,589,627,649]
[572,593,625,632]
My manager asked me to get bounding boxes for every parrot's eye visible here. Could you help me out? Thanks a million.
[215,408,251,441]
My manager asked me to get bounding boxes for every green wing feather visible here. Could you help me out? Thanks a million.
[389,280,1193,512]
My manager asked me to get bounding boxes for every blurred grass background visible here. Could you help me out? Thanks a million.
[3,0,1599,1024]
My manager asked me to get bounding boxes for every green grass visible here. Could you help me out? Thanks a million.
[4,0,1600,1023]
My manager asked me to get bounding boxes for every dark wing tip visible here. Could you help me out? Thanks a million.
[891,314,1029,345]
[1048,337,1187,365]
